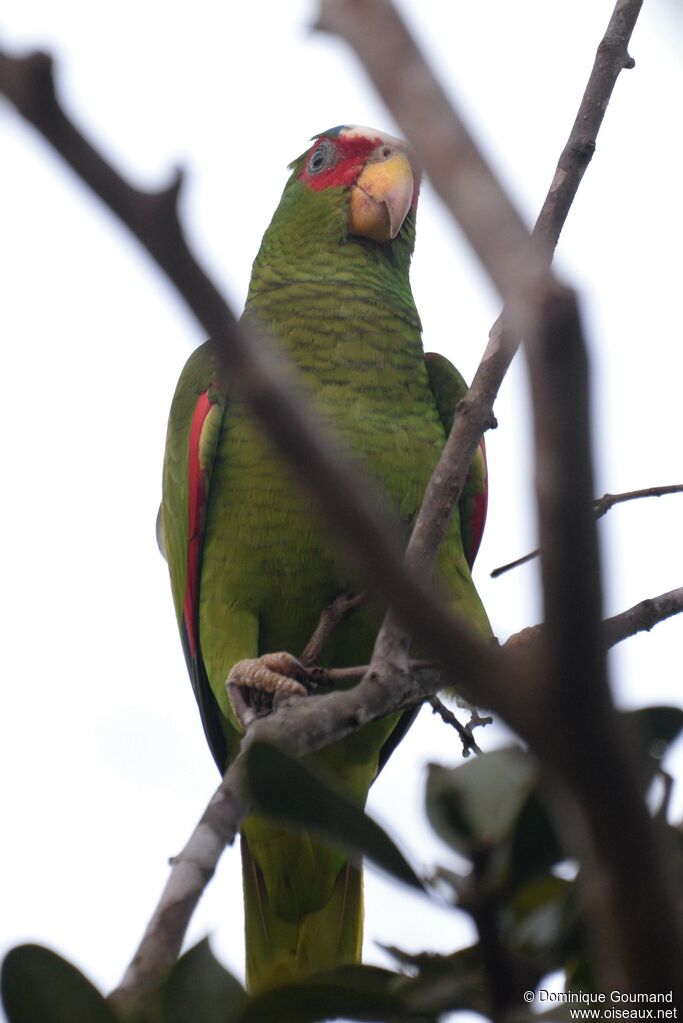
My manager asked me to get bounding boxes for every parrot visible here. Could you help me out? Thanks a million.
[159,124,491,992]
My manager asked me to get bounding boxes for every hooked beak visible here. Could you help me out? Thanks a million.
[349,147,414,243]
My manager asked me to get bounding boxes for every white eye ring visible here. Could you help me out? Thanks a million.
[307,139,336,175]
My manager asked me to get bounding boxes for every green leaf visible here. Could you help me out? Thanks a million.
[622,705,683,761]
[509,785,563,884]
[163,939,246,1023]
[245,742,423,889]
[426,747,538,859]
[430,864,473,903]
[501,875,579,968]
[235,968,406,1023]
[1,944,117,1023]
[382,945,489,1016]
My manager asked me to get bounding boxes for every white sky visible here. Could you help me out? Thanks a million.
[1,1,682,1018]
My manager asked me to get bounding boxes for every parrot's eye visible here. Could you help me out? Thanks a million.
[307,139,337,175]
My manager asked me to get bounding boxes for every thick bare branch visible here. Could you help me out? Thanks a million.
[316,0,644,583]
[316,1,547,309]
[524,273,680,999]
[318,0,681,1000]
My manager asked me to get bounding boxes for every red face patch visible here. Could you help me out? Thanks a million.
[298,134,381,191]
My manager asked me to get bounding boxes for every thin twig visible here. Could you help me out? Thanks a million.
[428,697,492,757]
[300,592,364,666]
[492,484,683,577]
[490,548,539,579]
[594,483,683,519]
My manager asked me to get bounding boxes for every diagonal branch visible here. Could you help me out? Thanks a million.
[299,591,365,667]
[0,40,506,1014]
[110,656,456,1012]
[316,0,644,579]
[0,45,504,711]
[427,697,492,757]
[602,586,683,647]
[318,0,682,1002]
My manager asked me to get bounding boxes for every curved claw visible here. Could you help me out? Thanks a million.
[227,651,313,728]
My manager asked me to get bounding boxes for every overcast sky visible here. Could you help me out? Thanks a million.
[1,2,682,1019]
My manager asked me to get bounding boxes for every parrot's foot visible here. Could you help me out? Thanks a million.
[227,652,320,728]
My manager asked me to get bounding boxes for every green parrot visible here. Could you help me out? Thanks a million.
[160,125,490,991]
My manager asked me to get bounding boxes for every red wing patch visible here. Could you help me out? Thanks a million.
[183,390,214,658]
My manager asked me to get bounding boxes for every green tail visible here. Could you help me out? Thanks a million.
[241,829,362,992]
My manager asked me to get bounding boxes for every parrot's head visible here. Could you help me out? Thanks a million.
[247,125,421,301]
[293,124,421,245]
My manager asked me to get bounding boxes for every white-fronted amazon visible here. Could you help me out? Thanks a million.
[160,125,490,991]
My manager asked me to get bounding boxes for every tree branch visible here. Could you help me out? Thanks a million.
[506,585,683,652]
[110,657,454,1012]
[602,586,683,647]
[315,0,649,753]
[316,0,644,586]
[427,697,492,757]
[5,0,678,1009]
[523,235,680,1001]
[317,0,682,1001]
[0,44,505,715]
[594,483,683,520]
[110,579,683,1010]
[299,591,365,666]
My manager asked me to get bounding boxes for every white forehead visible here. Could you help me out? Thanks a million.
[339,124,405,148]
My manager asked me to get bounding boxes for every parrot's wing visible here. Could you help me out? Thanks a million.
[424,352,488,568]
[162,341,233,771]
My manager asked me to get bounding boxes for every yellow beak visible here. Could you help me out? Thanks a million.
[349,150,414,243]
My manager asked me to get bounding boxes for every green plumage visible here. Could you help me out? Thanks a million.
[161,131,490,991]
